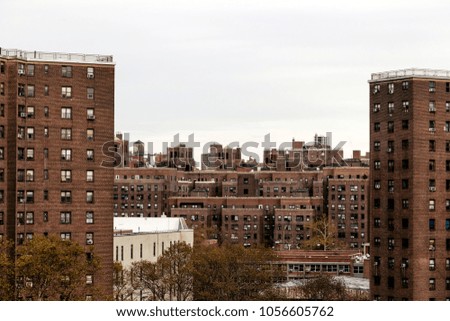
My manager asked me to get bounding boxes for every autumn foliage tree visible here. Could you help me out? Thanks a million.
[0,239,14,300]
[15,235,100,300]
[301,215,346,251]
[293,275,349,300]
[131,241,194,301]
[192,244,285,300]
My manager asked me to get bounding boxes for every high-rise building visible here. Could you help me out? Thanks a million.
[369,68,450,300]
[0,48,115,299]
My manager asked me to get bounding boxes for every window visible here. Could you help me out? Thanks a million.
[87,67,94,79]
[388,160,395,172]
[446,122,450,133]
[374,180,381,190]
[446,219,450,231]
[374,141,380,151]
[387,121,394,133]
[388,180,394,193]
[44,106,49,117]
[429,81,436,92]
[25,127,34,140]
[374,199,380,208]
[426,144,436,158]
[87,129,94,141]
[60,191,72,203]
[0,212,3,225]
[60,149,71,161]
[402,179,409,189]
[402,278,409,288]
[387,141,394,153]
[18,83,25,96]
[86,191,94,203]
[61,107,72,119]
[447,258,450,270]
[17,170,24,182]
[43,189,48,200]
[402,120,409,130]
[27,85,35,97]
[388,102,394,114]
[429,258,436,271]
[27,64,34,76]
[44,85,49,96]
[388,83,394,94]
[26,169,34,182]
[27,148,34,160]
[60,212,71,224]
[61,170,72,182]
[0,148,3,160]
[402,100,409,112]
[0,61,4,73]
[373,103,381,113]
[62,66,72,77]
[429,199,436,211]
[374,122,380,132]
[373,84,380,94]
[402,81,409,90]
[0,83,4,96]
[447,102,450,112]
[429,278,436,291]
[86,275,93,285]
[44,148,48,159]
[44,64,49,73]
[374,218,381,228]
[60,232,71,241]
[0,104,4,117]
[25,212,34,225]
[86,170,94,182]
[374,237,381,247]
[87,108,95,120]
[402,238,409,249]
[26,191,34,203]
[428,218,436,231]
[429,179,436,192]
[61,128,72,140]
[402,218,409,229]
[429,120,436,132]
[430,159,436,171]
[388,238,395,250]
[374,160,381,170]
[428,100,436,114]
[429,239,436,251]
[61,86,72,98]
[86,232,94,245]
[86,211,94,224]
[388,276,394,289]
[402,199,409,209]
[87,149,94,161]
[87,88,94,99]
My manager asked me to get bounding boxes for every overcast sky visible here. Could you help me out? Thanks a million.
[3,0,450,160]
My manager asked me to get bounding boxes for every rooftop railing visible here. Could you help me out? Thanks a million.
[370,68,450,81]
[0,47,113,64]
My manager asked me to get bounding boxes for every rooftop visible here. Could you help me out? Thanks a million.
[0,47,113,64]
[114,217,190,235]
[370,68,450,82]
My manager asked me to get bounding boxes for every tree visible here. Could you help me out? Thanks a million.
[113,262,134,301]
[132,241,193,301]
[295,275,348,300]
[0,239,14,300]
[192,244,285,300]
[301,215,345,251]
[15,235,100,300]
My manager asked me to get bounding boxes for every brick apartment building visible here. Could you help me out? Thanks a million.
[113,158,369,249]
[370,68,450,300]
[0,48,115,299]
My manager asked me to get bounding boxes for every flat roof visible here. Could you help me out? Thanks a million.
[369,68,450,82]
[0,47,113,65]
[114,217,190,234]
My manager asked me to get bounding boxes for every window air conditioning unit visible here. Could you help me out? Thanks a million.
[18,70,25,75]
[87,115,95,120]
[86,239,93,245]
[87,74,94,79]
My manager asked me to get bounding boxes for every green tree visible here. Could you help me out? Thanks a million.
[192,244,285,300]
[16,235,100,300]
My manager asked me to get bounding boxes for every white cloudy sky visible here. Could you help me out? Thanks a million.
[3,0,450,160]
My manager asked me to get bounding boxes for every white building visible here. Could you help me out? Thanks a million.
[113,217,193,268]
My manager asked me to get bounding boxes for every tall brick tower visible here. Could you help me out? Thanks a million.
[0,48,114,299]
[370,69,450,300]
